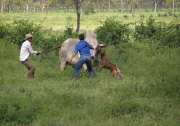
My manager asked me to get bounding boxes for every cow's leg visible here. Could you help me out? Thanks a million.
[83,64,87,71]
[60,60,66,70]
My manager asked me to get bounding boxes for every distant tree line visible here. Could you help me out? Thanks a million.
[0,0,180,13]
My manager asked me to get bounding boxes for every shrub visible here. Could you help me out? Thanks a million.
[39,31,63,51]
[38,23,77,59]
[95,18,130,46]
[134,17,157,40]
[134,17,180,47]
[160,23,180,47]
[0,20,11,38]
[123,15,128,19]
[63,25,78,39]
[63,16,78,39]
[168,11,173,16]
[9,19,43,48]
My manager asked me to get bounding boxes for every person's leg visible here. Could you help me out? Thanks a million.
[74,57,85,78]
[21,59,35,78]
[86,57,96,77]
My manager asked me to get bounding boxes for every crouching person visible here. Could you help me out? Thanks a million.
[19,33,41,78]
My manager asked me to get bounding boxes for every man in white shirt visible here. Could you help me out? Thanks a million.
[20,33,41,78]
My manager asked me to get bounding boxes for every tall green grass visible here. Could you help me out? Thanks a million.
[0,38,179,126]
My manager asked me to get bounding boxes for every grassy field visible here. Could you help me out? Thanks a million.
[0,11,180,126]
[0,11,180,30]
[1,39,180,125]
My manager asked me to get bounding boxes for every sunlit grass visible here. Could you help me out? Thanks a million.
[1,11,179,31]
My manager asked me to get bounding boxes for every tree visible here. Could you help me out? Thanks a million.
[173,0,175,13]
[154,0,159,13]
[73,0,82,33]
[108,0,111,12]
[0,0,5,13]
[121,0,124,11]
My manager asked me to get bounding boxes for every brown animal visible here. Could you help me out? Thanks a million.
[98,49,122,79]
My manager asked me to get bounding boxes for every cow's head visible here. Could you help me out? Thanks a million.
[85,31,106,62]
[94,44,106,60]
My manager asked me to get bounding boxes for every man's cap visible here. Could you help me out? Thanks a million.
[25,33,33,39]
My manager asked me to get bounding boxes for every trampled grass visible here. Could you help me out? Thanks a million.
[0,37,180,125]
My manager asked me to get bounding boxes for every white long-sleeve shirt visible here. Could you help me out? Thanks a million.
[19,40,37,61]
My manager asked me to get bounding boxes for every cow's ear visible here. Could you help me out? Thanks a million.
[99,44,106,48]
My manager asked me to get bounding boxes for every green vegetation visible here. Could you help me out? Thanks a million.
[0,11,179,30]
[1,39,179,126]
[95,18,130,45]
[0,11,180,125]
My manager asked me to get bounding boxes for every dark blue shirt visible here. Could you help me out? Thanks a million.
[74,40,94,55]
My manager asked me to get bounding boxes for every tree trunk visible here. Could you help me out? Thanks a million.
[26,4,29,12]
[42,4,45,12]
[108,0,110,12]
[74,0,82,33]
[154,0,159,13]
[1,1,3,13]
[7,1,10,13]
[76,12,80,33]
[120,0,124,11]
[172,0,175,13]
[1,0,4,13]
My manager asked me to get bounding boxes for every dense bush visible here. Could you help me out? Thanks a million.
[0,20,11,38]
[134,17,158,40]
[160,23,180,47]
[134,17,180,47]
[0,17,179,48]
[0,19,78,51]
[63,24,78,39]
[95,18,130,45]
[9,20,44,48]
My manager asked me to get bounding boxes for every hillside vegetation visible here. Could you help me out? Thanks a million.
[0,11,180,126]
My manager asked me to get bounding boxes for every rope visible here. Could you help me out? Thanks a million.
[42,45,61,53]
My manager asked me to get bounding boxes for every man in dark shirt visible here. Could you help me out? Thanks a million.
[68,34,96,79]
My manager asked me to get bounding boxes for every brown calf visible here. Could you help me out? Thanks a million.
[99,49,122,79]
